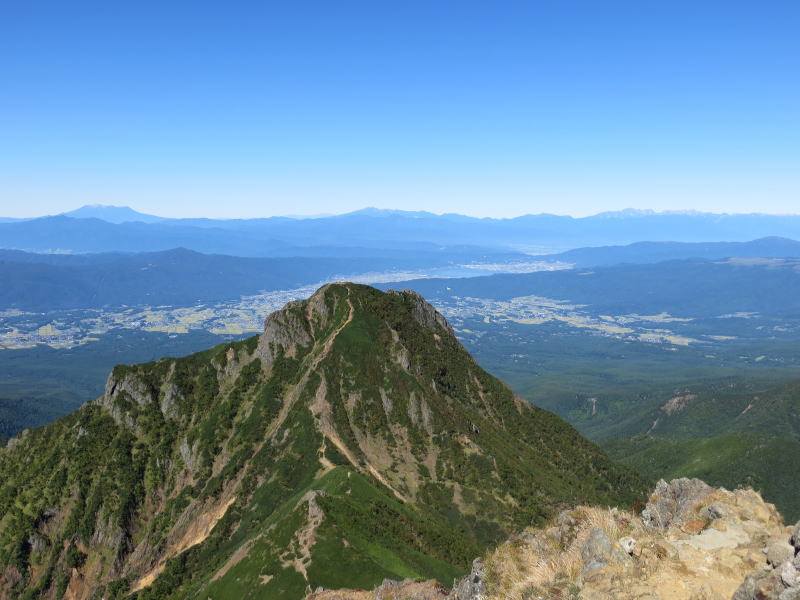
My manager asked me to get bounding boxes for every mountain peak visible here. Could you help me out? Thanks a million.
[255,282,454,371]
[0,284,646,599]
[61,204,166,224]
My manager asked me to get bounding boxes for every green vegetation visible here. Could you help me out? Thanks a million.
[0,329,246,438]
[546,363,800,522]
[603,434,800,521]
[0,283,647,599]
[437,301,800,524]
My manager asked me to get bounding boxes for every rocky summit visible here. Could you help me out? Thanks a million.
[0,283,645,599]
[321,478,800,600]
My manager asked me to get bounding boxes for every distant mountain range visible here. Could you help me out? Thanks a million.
[3,205,800,255]
[550,237,800,267]
[0,247,522,311]
[62,204,167,224]
[3,235,800,312]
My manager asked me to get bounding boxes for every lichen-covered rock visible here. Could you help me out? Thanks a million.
[479,480,787,600]
[618,536,636,555]
[768,542,796,567]
[733,569,790,600]
[728,519,800,600]
[580,527,624,579]
[641,477,715,530]
[449,558,486,600]
[782,561,800,587]
[700,502,730,521]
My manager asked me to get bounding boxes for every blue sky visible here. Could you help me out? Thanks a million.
[1,1,798,218]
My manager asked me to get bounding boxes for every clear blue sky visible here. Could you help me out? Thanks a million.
[1,0,798,218]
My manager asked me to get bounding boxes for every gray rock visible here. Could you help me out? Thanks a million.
[582,528,612,561]
[767,542,796,568]
[619,536,637,555]
[375,579,413,600]
[390,289,454,334]
[581,527,619,579]
[782,561,799,588]
[780,589,800,600]
[449,558,485,600]
[557,509,577,528]
[792,522,800,552]
[732,572,761,600]
[733,570,786,600]
[27,534,47,554]
[104,372,154,408]
[699,502,730,521]
[547,509,580,548]
[6,429,30,451]
[641,478,714,530]
[516,530,536,545]
[160,383,183,419]
[255,301,313,367]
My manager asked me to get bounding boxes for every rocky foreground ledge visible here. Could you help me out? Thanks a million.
[307,478,800,600]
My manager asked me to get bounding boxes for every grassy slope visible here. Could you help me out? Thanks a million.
[196,468,467,600]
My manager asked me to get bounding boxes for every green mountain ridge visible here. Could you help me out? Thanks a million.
[588,377,800,521]
[0,283,646,599]
[561,378,800,442]
[602,434,800,521]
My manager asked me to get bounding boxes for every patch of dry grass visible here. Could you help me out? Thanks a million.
[484,506,643,600]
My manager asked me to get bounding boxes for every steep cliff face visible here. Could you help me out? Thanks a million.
[0,283,646,600]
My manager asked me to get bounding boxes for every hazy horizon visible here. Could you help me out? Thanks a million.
[5,203,800,221]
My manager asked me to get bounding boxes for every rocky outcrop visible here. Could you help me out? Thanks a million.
[641,477,716,529]
[103,370,155,408]
[475,478,794,600]
[306,578,449,600]
[389,289,455,335]
[733,516,800,600]
[255,298,313,366]
[449,558,486,600]
[580,526,629,579]
[306,478,800,600]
